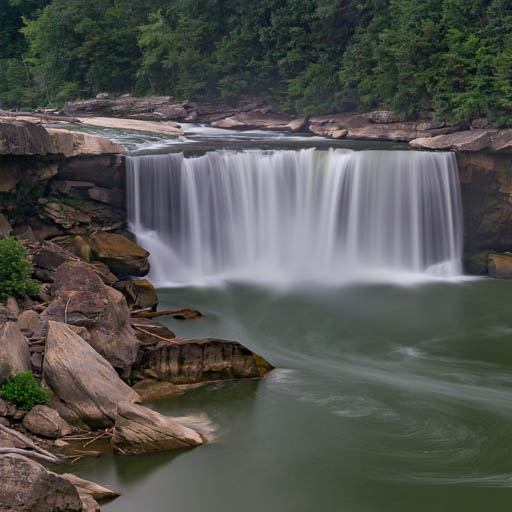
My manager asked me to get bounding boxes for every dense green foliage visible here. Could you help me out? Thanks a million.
[0,236,39,300]
[0,371,51,410]
[3,0,512,123]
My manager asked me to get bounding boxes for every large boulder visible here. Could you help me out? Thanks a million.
[135,337,273,384]
[43,321,140,429]
[111,401,205,455]
[84,232,150,278]
[0,454,82,511]
[22,405,72,439]
[0,322,31,385]
[42,261,140,370]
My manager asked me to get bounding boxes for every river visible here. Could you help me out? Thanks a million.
[61,123,512,511]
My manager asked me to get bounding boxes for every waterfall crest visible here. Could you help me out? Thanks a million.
[126,149,463,285]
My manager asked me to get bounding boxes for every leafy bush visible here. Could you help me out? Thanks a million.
[0,236,39,300]
[0,372,51,410]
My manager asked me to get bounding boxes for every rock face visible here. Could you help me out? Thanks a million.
[0,119,54,155]
[42,261,140,370]
[0,454,83,512]
[457,152,512,265]
[488,252,512,278]
[84,232,150,278]
[135,337,273,384]
[22,405,72,439]
[42,321,140,429]
[111,401,204,455]
[0,322,31,385]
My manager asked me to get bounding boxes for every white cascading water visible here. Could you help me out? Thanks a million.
[126,149,463,285]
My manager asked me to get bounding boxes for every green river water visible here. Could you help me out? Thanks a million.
[74,279,512,512]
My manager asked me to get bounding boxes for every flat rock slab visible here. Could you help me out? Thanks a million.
[77,117,184,136]
[111,401,205,455]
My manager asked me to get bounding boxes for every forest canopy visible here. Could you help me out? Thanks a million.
[2,0,512,125]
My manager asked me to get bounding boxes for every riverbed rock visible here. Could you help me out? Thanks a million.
[135,337,273,384]
[488,252,512,278]
[61,473,120,501]
[84,231,150,278]
[131,318,176,345]
[0,322,31,385]
[43,321,140,429]
[42,261,140,370]
[22,405,71,439]
[0,454,83,511]
[111,401,205,455]
[132,279,158,309]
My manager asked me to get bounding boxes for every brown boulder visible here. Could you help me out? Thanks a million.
[410,130,495,151]
[43,321,140,429]
[111,401,204,455]
[42,261,140,370]
[0,454,82,511]
[22,405,71,439]
[84,232,150,278]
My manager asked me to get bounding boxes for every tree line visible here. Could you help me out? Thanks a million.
[2,0,512,125]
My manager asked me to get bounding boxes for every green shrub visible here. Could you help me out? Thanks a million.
[0,236,39,300]
[0,372,51,410]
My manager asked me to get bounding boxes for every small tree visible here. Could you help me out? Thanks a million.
[0,372,51,410]
[0,236,39,300]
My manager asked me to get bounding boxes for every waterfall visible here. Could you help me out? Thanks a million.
[126,148,463,285]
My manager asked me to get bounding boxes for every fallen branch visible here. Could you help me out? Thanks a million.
[0,447,61,464]
[131,308,202,319]
[0,423,57,461]
[133,325,179,344]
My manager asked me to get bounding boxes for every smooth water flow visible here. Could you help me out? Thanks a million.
[127,149,463,285]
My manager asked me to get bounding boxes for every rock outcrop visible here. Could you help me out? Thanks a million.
[42,261,140,370]
[0,119,54,156]
[42,321,140,429]
[135,337,273,384]
[111,401,204,455]
[0,454,83,512]
[46,128,123,157]
[0,322,31,385]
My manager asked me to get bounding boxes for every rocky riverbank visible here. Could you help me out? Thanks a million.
[0,117,273,511]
